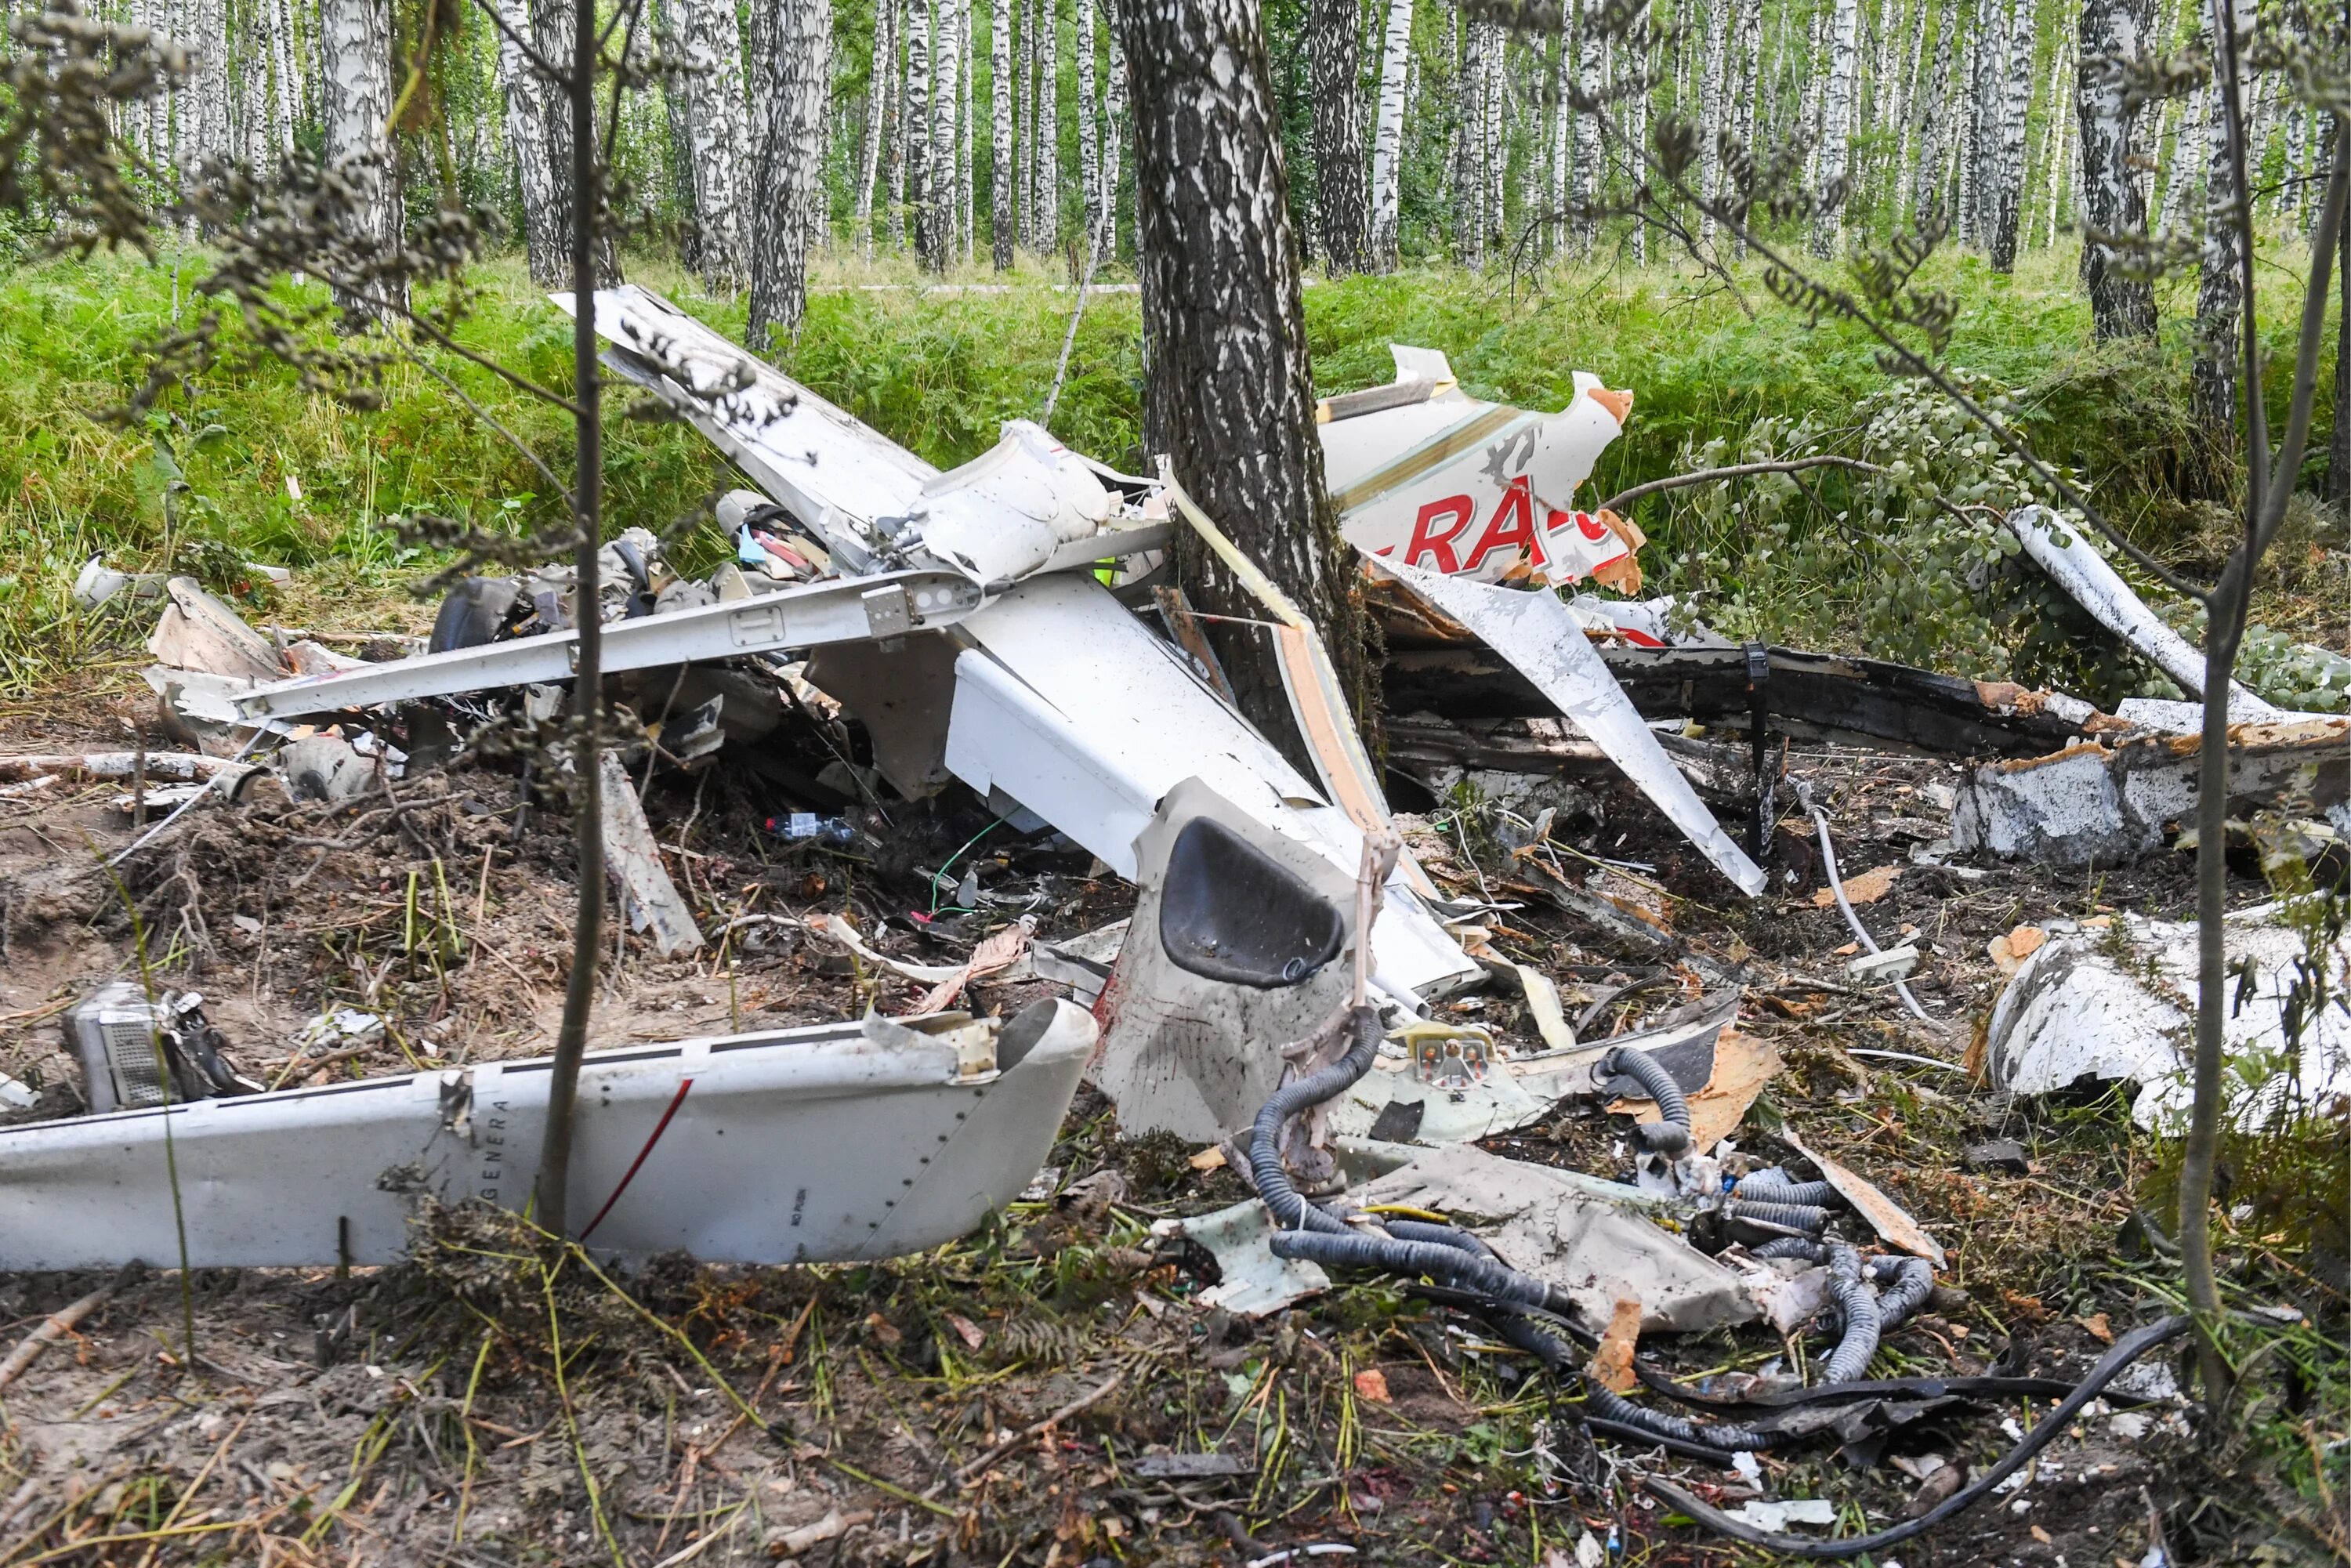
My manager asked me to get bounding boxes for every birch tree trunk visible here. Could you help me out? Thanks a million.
[992,0,1013,264]
[889,0,911,244]
[1813,0,1858,256]
[922,0,958,268]
[1035,0,1058,252]
[266,0,295,158]
[1075,0,1100,251]
[1367,0,1410,270]
[318,0,400,317]
[906,0,935,262]
[2077,0,2157,338]
[498,0,560,282]
[530,0,619,285]
[680,0,750,290]
[1698,0,1729,240]
[749,0,833,346]
[958,0,975,259]
[1988,0,2032,270]
[2190,0,2253,431]
[1113,0,1367,773]
[1101,44,1125,262]
[858,0,897,252]
[1571,0,1597,252]
[657,0,705,277]
[1019,0,1036,241]
[1309,0,1368,272]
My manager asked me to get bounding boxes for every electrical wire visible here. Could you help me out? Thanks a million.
[1810,807,1932,1023]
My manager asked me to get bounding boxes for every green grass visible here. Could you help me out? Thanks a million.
[0,240,2338,694]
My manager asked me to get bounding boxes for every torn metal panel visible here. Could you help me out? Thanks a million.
[1322,350,1635,588]
[1387,643,2098,759]
[1091,779,1370,1144]
[1350,1143,1757,1333]
[598,753,704,958]
[802,632,966,798]
[944,574,1476,997]
[2006,505,2277,713]
[147,578,288,683]
[0,999,1096,1269]
[1150,1200,1331,1316]
[1370,559,1766,897]
[912,420,1167,584]
[568,285,939,560]
[1983,903,2351,1130]
[234,569,987,719]
[1952,719,2351,865]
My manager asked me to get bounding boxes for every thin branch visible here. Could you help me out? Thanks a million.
[1632,144,2209,602]
[394,302,589,418]
[1597,455,1893,513]
[458,0,568,85]
[2212,0,2268,512]
[396,335,577,510]
[2252,148,2351,563]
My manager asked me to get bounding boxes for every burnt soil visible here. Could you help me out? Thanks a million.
[0,672,2335,1567]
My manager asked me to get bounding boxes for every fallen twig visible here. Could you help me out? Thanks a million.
[0,1265,139,1396]
[954,1369,1126,1486]
[764,1508,871,1559]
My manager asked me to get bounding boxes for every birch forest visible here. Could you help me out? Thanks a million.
[67,0,2346,295]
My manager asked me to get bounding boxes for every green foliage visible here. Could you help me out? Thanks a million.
[0,245,2341,706]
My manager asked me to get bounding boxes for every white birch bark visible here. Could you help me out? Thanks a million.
[2191,0,2254,426]
[748,0,832,346]
[922,0,957,268]
[905,0,934,263]
[1018,0,1035,241]
[1101,42,1125,263]
[267,0,296,158]
[950,0,969,262]
[1368,0,1410,269]
[1035,0,1058,251]
[1074,0,1099,253]
[1570,0,1597,252]
[991,0,1012,265]
[1891,0,1924,221]
[1914,0,1954,223]
[857,0,896,251]
[678,0,749,289]
[1813,0,1857,255]
[1697,0,1729,239]
[1987,0,2032,270]
[319,0,399,313]
[497,0,562,284]
[2077,0,2157,338]
[889,0,910,244]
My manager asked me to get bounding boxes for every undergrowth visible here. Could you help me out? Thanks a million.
[0,243,2343,701]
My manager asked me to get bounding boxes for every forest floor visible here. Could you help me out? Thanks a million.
[0,252,2343,1565]
[0,656,2338,1567]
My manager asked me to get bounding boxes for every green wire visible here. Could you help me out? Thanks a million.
[927,814,1009,915]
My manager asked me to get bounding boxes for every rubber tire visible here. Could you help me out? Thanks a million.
[429,577,520,654]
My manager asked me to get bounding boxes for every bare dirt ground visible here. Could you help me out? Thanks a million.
[0,661,2321,1567]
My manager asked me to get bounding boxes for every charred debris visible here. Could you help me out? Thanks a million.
[0,289,2340,1563]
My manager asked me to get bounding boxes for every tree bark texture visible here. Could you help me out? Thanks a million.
[2327,113,2349,504]
[1367,0,1410,270]
[905,0,935,261]
[925,0,958,268]
[1101,42,1126,262]
[679,0,750,290]
[318,0,400,316]
[1035,0,1060,250]
[2191,0,2254,433]
[1812,0,1857,255]
[2078,0,2157,339]
[748,0,832,348]
[858,0,897,250]
[993,0,1014,264]
[1308,0,1367,273]
[1988,0,2033,271]
[1111,0,1368,775]
[1076,0,1101,251]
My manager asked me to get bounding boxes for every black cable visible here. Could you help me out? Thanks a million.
[1600,1044,1692,1153]
[1646,1315,2192,1559]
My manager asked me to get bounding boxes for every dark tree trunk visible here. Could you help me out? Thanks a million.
[2192,129,2245,433]
[2075,0,2156,339]
[1309,0,1367,273]
[1111,0,1369,775]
